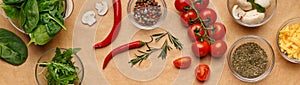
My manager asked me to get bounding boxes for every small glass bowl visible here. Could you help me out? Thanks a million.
[127,0,167,30]
[227,35,274,82]
[276,17,300,63]
[4,0,74,34]
[227,0,277,27]
[35,48,84,85]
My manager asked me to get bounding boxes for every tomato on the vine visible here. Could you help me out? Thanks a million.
[210,40,227,57]
[192,41,210,57]
[174,0,191,12]
[195,64,210,81]
[188,24,205,41]
[199,8,217,27]
[180,10,198,27]
[208,22,226,40]
[193,0,209,11]
[173,56,192,69]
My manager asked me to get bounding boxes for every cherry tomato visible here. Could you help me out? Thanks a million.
[193,0,209,11]
[174,0,191,12]
[173,56,192,69]
[208,22,226,40]
[188,24,205,41]
[192,41,210,57]
[199,8,217,27]
[181,10,197,27]
[195,64,210,81]
[210,40,227,57]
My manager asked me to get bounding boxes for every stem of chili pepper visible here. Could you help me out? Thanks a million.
[102,37,153,70]
[94,0,122,49]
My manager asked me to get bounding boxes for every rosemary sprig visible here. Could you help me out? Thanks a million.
[158,40,172,59]
[129,32,183,67]
[129,50,152,66]
[151,32,183,50]
[167,33,183,50]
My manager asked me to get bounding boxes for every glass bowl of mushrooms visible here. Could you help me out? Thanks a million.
[227,0,277,27]
[127,0,167,30]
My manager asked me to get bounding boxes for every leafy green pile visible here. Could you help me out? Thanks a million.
[0,28,28,65]
[38,48,81,85]
[0,0,67,45]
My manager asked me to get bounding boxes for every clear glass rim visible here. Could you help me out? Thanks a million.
[127,0,167,30]
[227,35,275,82]
[226,0,277,27]
[35,48,84,85]
[276,17,300,63]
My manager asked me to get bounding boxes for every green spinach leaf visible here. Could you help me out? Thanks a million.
[0,28,28,65]
[3,0,25,4]
[28,25,52,45]
[38,0,59,12]
[0,3,20,20]
[24,0,39,33]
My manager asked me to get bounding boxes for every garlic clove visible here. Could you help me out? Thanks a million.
[255,0,271,8]
[96,1,108,16]
[237,0,252,11]
[232,5,246,19]
[82,11,97,26]
[241,9,265,24]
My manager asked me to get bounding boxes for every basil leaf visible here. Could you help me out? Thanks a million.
[247,0,266,13]
[254,3,265,13]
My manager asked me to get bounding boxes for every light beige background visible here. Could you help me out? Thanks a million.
[0,0,299,85]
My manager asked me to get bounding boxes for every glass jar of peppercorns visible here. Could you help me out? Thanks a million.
[127,0,167,30]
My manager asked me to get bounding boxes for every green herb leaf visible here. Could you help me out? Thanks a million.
[247,0,265,13]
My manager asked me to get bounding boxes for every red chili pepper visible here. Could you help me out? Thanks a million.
[94,0,122,48]
[102,41,146,69]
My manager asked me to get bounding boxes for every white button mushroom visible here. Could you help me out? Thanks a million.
[96,1,108,16]
[232,5,246,19]
[241,9,265,24]
[82,11,97,26]
[237,0,252,11]
[255,0,271,8]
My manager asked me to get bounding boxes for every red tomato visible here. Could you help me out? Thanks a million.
[181,10,197,27]
[188,24,205,41]
[210,40,227,57]
[193,0,209,11]
[174,0,191,12]
[208,22,226,40]
[195,64,210,81]
[173,56,192,69]
[192,41,210,57]
[199,8,217,27]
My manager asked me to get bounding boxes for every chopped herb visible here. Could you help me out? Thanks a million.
[232,42,268,78]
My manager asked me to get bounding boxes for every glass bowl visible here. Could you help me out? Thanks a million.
[4,0,74,34]
[127,0,167,30]
[276,17,300,63]
[227,0,277,27]
[227,35,274,82]
[35,48,84,85]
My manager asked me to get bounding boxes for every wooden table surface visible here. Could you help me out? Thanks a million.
[0,0,300,85]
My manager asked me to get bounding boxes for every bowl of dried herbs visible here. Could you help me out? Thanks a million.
[227,35,275,82]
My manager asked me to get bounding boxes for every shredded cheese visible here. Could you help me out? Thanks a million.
[279,23,300,60]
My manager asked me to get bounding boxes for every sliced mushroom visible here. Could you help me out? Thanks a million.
[82,11,97,26]
[237,0,252,11]
[255,0,271,8]
[241,9,265,24]
[95,1,108,16]
[232,5,246,19]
